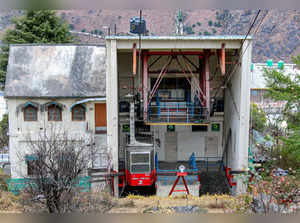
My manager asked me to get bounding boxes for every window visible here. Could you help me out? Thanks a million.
[48,105,62,121]
[72,105,86,121]
[26,154,38,176]
[24,105,38,121]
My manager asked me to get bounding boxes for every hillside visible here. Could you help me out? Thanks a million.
[0,9,299,63]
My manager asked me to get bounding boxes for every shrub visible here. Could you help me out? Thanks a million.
[0,191,21,211]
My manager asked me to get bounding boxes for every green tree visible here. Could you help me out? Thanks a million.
[263,56,300,167]
[0,114,8,150]
[250,103,267,132]
[0,10,74,85]
[208,20,213,26]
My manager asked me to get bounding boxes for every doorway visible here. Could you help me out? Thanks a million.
[95,103,107,134]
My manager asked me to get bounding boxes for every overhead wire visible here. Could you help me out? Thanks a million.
[211,10,269,117]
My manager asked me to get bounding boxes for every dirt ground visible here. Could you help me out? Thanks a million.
[108,194,248,214]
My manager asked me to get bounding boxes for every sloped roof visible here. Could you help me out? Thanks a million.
[5,45,106,98]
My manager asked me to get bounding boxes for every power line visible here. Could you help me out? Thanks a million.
[212,10,269,116]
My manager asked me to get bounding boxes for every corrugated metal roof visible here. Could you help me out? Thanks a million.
[5,45,106,98]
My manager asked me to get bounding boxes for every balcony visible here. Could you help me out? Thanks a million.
[147,101,209,125]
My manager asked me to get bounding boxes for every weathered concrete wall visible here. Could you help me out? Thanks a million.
[7,98,107,178]
[5,45,106,98]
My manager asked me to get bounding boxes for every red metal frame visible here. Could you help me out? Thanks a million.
[168,172,190,196]
[143,51,215,56]
[125,169,156,187]
[217,43,226,75]
[133,43,137,75]
[224,166,237,187]
[138,49,213,122]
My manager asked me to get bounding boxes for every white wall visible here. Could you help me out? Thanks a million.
[7,98,107,178]
[152,123,223,161]
[0,92,7,121]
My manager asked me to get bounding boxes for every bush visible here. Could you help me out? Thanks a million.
[19,191,117,213]
[197,22,201,26]
[184,26,194,35]
[0,191,21,211]
[69,24,75,30]
[0,172,9,191]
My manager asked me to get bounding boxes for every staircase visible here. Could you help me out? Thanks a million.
[199,171,230,195]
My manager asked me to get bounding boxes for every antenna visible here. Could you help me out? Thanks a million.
[176,9,184,35]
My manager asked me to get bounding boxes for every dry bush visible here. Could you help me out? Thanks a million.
[0,191,22,212]
[70,191,117,213]
[19,191,117,213]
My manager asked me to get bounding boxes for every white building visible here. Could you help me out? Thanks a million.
[106,36,252,195]
[5,45,108,179]
[250,62,299,116]
[0,91,7,121]
[5,35,252,196]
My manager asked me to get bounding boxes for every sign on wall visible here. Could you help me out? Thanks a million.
[211,123,220,132]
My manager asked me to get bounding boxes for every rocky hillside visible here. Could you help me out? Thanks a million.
[0,9,299,63]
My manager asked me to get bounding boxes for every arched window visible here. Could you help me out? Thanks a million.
[48,105,62,121]
[72,104,86,121]
[24,105,38,121]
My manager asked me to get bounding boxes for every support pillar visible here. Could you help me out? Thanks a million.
[233,39,252,195]
[143,54,149,122]
[106,40,119,197]
[204,50,210,113]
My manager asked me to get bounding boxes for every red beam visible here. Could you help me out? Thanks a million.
[221,43,226,75]
[144,51,204,56]
[132,43,137,76]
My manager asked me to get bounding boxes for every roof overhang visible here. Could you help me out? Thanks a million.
[70,97,106,110]
[106,35,252,50]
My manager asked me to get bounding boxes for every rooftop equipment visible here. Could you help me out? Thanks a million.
[130,17,146,34]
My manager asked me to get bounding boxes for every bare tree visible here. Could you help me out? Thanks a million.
[20,128,93,213]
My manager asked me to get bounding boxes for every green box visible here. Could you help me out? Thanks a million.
[122,124,130,132]
[167,125,175,132]
[211,123,220,132]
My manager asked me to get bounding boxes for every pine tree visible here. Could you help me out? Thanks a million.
[0,10,74,85]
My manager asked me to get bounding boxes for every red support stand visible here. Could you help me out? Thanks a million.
[168,172,190,196]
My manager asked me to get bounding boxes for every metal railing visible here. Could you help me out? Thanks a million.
[148,103,209,123]
[193,155,223,172]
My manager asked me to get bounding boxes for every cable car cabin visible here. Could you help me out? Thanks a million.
[125,146,156,187]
